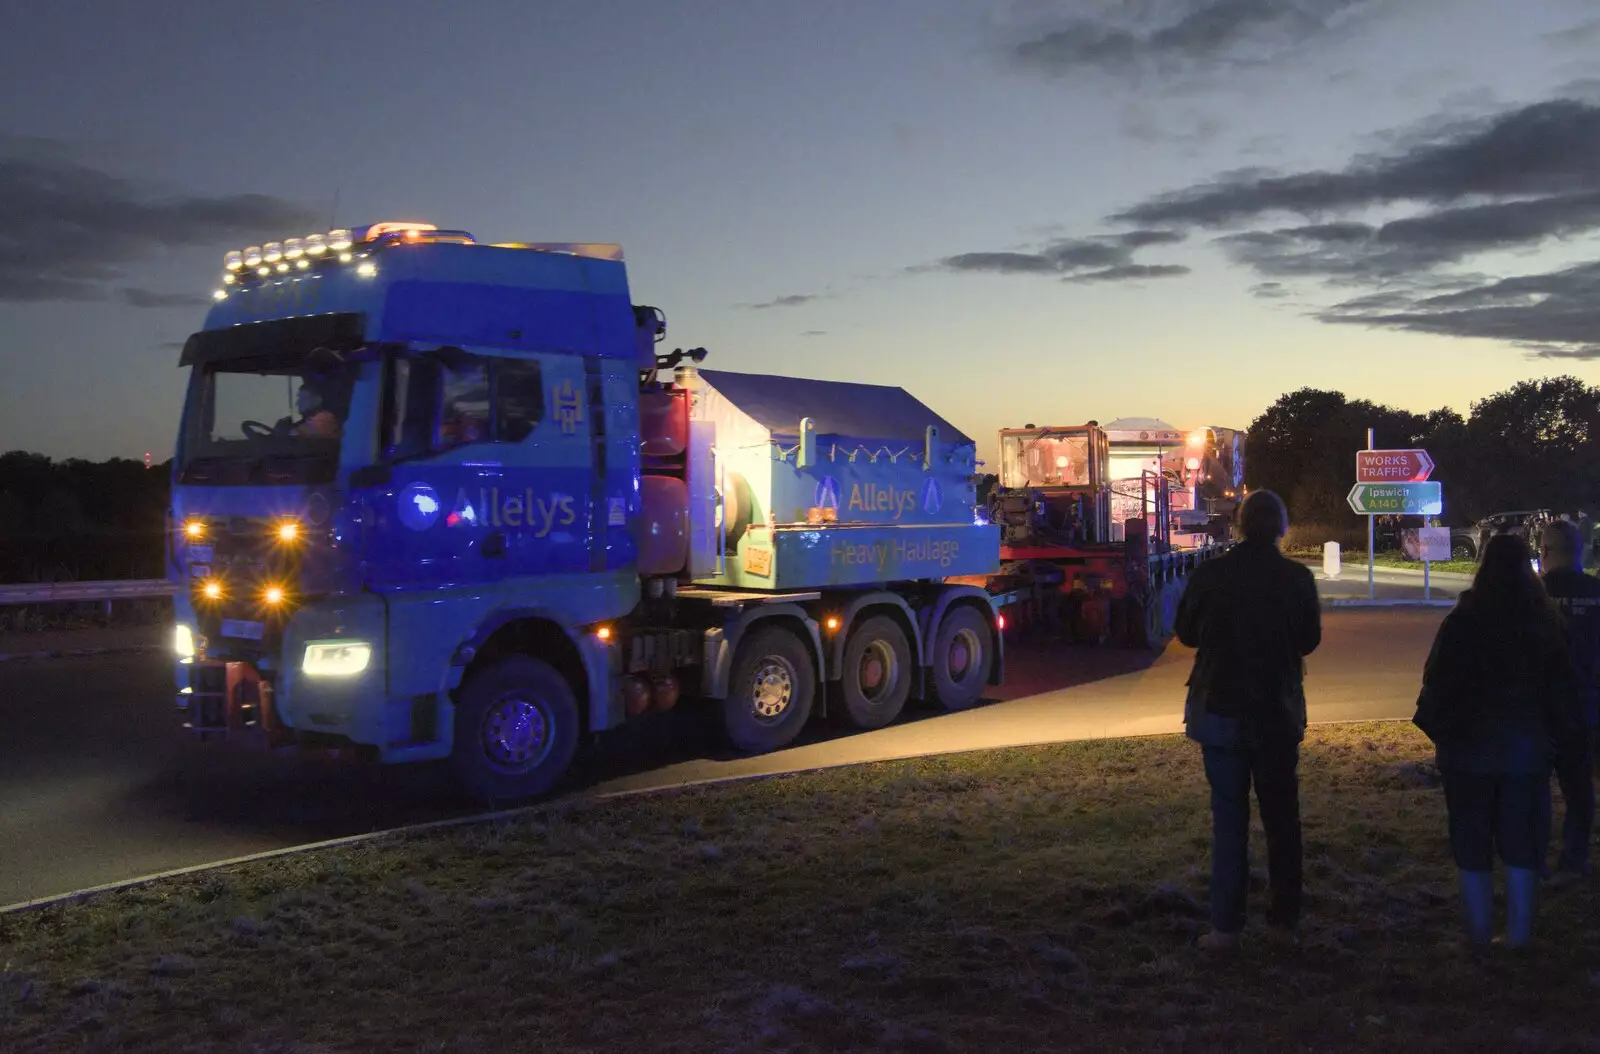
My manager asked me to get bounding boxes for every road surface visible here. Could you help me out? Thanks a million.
[0,600,1445,907]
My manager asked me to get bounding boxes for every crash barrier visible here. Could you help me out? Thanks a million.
[0,579,176,607]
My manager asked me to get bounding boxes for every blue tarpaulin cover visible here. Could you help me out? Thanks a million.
[697,369,970,445]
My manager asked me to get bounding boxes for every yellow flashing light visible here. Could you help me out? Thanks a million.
[366,221,438,240]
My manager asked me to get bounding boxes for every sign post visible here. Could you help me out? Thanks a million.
[1367,429,1374,600]
[1350,437,1441,602]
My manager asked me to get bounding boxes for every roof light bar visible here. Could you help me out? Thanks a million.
[215,221,491,296]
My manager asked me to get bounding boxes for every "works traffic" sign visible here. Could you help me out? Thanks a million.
[1356,449,1434,483]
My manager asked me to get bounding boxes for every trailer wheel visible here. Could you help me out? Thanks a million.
[1127,591,1166,651]
[724,625,816,753]
[450,655,581,805]
[836,615,912,729]
[930,605,992,711]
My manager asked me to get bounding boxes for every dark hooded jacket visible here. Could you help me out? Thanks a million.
[1414,588,1582,773]
[1542,568,1600,730]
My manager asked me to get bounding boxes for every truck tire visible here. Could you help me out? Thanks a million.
[930,605,992,711]
[724,625,816,753]
[1128,591,1166,651]
[450,655,581,805]
[836,615,912,729]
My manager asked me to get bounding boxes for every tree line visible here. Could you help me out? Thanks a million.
[1244,376,1600,528]
[0,374,1593,578]
[0,452,171,581]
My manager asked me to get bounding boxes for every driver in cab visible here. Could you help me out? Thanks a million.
[278,380,341,439]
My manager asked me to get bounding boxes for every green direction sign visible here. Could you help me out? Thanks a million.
[1346,482,1442,516]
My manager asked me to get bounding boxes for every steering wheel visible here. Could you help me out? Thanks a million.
[241,420,276,439]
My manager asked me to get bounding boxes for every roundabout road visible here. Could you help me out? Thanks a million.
[0,598,1443,907]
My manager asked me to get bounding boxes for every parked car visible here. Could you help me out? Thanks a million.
[1450,509,1553,562]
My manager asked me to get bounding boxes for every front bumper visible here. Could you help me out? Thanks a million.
[174,591,450,761]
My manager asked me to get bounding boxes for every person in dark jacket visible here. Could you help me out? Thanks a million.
[1176,489,1322,952]
[1414,534,1581,950]
[1536,518,1600,883]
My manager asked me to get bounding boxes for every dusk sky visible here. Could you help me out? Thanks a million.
[3,0,1600,464]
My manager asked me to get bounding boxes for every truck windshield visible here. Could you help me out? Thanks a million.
[181,359,356,485]
[1001,432,1091,489]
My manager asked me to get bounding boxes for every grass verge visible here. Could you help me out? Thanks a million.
[3,723,1597,1053]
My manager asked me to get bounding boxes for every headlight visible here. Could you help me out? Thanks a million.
[175,624,195,659]
[302,641,372,677]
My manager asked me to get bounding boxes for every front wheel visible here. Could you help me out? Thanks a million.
[451,655,581,805]
[930,605,993,711]
[1452,540,1476,562]
[723,625,816,752]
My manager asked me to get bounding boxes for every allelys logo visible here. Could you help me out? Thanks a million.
[847,482,920,521]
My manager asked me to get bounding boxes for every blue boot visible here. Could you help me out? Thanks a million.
[1457,869,1494,949]
[1505,867,1538,949]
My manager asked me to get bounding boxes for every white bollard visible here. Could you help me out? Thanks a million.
[1323,541,1341,580]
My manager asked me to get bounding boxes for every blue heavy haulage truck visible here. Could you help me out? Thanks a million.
[170,222,1007,802]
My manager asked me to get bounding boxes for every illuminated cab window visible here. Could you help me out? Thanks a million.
[383,354,545,457]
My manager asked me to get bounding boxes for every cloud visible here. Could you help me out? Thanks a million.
[1085,92,1600,362]
[1114,99,1600,226]
[1011,0,1379,79]
[745,293,822,309]
[1320,259,1600,358]
[1064,264,1191,283]
[936,229,1187,278]
[0,139,319,304]
[119,287,212,309]
[1523,344,1600,360]
[1547,17,1600,49]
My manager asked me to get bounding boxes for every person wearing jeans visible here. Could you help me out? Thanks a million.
[1176,489,1322,951]
[1201,734,1303,935]
[1414,534,1582,950]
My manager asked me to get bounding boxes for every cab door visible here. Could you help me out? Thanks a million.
[358,348,592,591]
